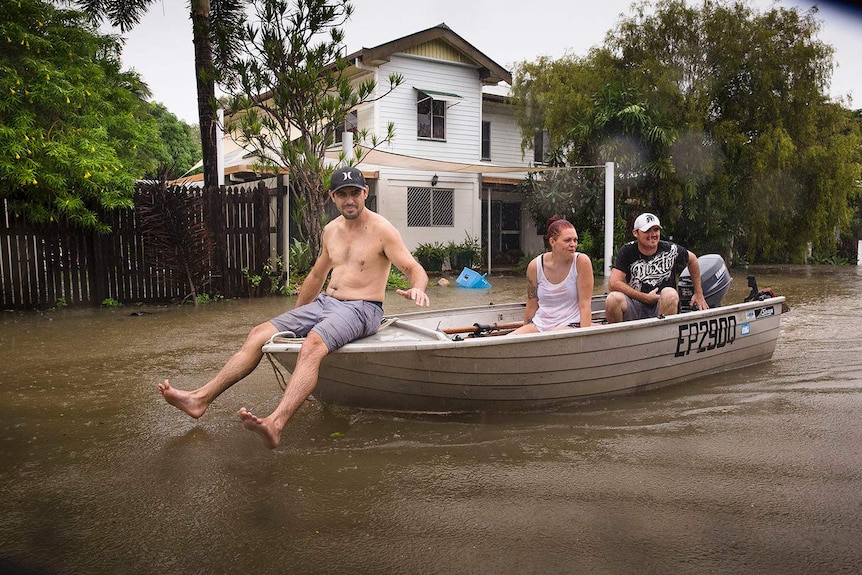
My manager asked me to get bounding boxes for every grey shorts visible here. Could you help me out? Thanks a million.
[621,294,659,321]
[269,293,384,352]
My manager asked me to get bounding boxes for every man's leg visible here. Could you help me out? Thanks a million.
[658,288,680,316]
[605,292,628,323]
[158,320,279,418]
[238,331,330,449]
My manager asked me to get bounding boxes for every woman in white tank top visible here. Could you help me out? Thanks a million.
[510,215,594,334]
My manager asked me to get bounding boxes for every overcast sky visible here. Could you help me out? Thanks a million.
[109,0,862,124]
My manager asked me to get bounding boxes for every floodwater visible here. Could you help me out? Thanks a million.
[1,265,861,575]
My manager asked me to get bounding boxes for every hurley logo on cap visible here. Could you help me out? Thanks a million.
[330,166,367,192]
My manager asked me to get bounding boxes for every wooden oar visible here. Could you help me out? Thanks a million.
[443,321,524,335]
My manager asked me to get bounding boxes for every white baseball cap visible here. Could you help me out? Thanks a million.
[633,213,662,232]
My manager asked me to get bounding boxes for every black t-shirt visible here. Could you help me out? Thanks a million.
[612,240,689,293]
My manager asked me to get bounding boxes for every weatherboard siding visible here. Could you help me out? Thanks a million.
[481,103,530,167]
[375,55,483,163]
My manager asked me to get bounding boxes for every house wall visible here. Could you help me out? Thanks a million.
[375,169,481,254]
[374,55,483,163]
[352,62,535,171]
[481,102,529,167]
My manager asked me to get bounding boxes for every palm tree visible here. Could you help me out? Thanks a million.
[567,83,677,220]
[75,0,247,189]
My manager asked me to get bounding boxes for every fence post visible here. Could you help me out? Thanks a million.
[256,181,269,277]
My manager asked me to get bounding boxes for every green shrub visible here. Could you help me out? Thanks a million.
[515,252,536,273]
[413,242,446,272]
[387,268,410,290]
[288,239,312,275]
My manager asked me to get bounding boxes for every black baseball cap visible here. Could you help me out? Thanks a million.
[330,166,367,192]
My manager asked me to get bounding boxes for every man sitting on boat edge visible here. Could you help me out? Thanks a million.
[157,166,430,449]
[605,212,708,323]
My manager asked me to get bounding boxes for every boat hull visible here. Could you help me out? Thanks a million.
[262,296,786,413]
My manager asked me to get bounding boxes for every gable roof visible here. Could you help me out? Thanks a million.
[344,23,512,85]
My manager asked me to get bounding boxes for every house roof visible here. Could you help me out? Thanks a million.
[344,23,512,86]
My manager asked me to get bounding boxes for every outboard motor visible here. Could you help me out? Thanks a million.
[678,254,732,312]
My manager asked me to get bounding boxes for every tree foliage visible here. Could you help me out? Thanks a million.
[75,0,249,189]
[221,0,402,258]
[0,0,165,231]
[512,0,862,263]
[144,102,202,180]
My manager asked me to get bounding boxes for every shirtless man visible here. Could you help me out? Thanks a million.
[158,166,430,448]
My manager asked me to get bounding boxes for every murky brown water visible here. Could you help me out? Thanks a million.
[2,265,861,575]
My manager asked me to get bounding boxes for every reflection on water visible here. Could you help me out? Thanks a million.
[1,265,861,575]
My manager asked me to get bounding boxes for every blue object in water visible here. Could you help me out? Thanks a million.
[456,267,492,289]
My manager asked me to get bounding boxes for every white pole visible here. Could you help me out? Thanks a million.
[603,162,615,277]
[487,187,492,276]
[217,109,225,186]
[857,239,861,266]
[342,131,354,164]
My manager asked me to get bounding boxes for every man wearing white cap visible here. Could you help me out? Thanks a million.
[605,212,708,323]
[158,166,431,448]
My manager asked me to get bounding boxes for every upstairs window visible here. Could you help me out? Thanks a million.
[334,110,358,144]
[481,121,491,161]
[416,89,460,141]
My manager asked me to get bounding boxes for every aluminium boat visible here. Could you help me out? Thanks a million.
[262,256,786,413]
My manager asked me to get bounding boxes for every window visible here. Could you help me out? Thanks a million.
[334,110,358,144]
[481,121,491,161]
[417,91,446,140]
[533,131,549,164]
[407,187,454,227]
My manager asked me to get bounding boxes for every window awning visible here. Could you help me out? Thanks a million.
[414,87,463,103]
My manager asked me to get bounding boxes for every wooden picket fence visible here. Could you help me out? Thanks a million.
[0,180,287,310]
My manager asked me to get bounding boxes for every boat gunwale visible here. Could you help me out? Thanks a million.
[262,296,787,354]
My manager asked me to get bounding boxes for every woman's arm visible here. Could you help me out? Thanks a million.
[576,253,594,327]
[523,259,539,324]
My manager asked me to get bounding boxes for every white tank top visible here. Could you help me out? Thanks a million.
[532,252,582,331]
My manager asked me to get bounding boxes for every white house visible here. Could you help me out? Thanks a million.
[206,23,550,268]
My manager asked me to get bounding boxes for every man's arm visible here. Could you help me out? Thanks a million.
[686,251,709,311]
[295,231,333,307]
[383,225,430,307]
[608,268,658,306]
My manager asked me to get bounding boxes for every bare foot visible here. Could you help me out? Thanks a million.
[238,407,281,449]
[158,380,207,419]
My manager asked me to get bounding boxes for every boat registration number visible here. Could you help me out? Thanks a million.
[674,315,737,357]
